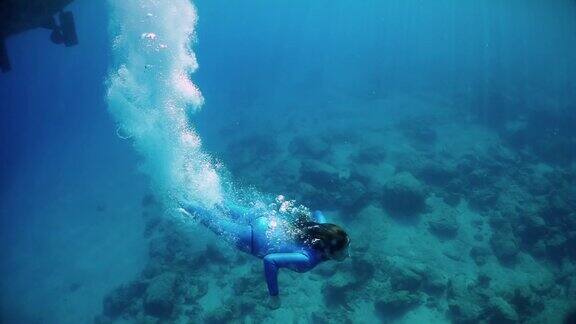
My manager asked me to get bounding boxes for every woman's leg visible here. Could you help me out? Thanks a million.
[181,204,253,254]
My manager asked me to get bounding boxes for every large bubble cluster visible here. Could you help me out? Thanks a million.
[106,0,223,211]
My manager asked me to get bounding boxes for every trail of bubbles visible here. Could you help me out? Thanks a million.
[106,0,223,210]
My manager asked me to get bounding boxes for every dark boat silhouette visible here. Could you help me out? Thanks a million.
[0,0,78,72]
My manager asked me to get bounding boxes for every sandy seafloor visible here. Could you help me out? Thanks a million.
[1,0,576,323]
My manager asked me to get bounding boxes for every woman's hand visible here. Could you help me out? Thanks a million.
[268,295,281,310]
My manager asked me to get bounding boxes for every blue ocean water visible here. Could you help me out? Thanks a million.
[1,0,575,323]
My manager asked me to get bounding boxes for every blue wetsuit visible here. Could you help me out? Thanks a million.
[183,204,327,296]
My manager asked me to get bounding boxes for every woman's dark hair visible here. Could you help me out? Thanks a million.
[294,221,349,260]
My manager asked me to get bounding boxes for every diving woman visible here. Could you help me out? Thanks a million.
[178,196,351,309]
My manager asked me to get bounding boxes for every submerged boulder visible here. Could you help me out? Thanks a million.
[489,297,519,323]
[469,246,491,266]
[336,180,368,211]
[511,286,544,319]
[390,266,424,292]
[416,161,457,187]
[375,290,422,316]
[427,209,459,239]
[322,280,355,308]
[289,135,330,159]
[381,172,428,218]
[423,268,449,294]
[490,231,520,264]
[397,119,438,146]
[103,280,147,318]
[387,258,427,292]
[352,146,386,164]
[468,189,498,212]
[349,258,376,287]
[448,301,484,323]
[447,275,487,323]
[300,160,344,190]
[144,272,178,318]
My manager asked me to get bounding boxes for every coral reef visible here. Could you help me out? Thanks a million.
[98,93,576,323]
[381,172,428,218]
[143,272,179,318]
[427,207,459,239]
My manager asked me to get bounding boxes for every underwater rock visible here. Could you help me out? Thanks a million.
[321,264,359,308]
[103,280,147,318]
[490,230,520,264]
[501,119,531,148]
[564,307,576,324]
[300,160,346,190]
[427,209,459,239]
[447,275,487,323]
[351,146,386,164]
[232,277,255,296]
[298,181,341,210]
[142,260,168,279]
[148,236,173,263]
[143,272,178,318]
[144,214,162,238]
[545,190,576,220]
[440,191,462,207]
[389,264,425,292]
[567,231,576,259]
[517,213,549,255]
[544,233,569,260]
[397,119,438,146]
[444,178,467,197]
[489,297,519,323]
[528,239,548,258]
[315,262,340,278]
[381,172,428,218]
[375,290,422,316]
[443,249,465,262]
[511,286,544,319]
[311,309,354,324]
[350,258,375,287]
[289,135,330,159]
[423,269,448,294]
[467,189,498,212]
[270,159,301,189]
[322,261,362,308]
[310,312,332,324]
[204,307,235,324]
[203,243,228,264]
[476,273,492,289]
[321,128,361,146]
[335,180,368,211]
[522,214,547,237]
[226,135,280,169]
[183,280,209,304]
[466,169,493,188]
[297,182,320,202]
[322,280,355,308]
[448,300,484,324]
[416,161,457,187]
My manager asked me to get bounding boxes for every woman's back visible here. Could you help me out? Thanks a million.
[251,216,310,258]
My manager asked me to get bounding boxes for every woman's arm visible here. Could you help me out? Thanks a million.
[262,253,314,296]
